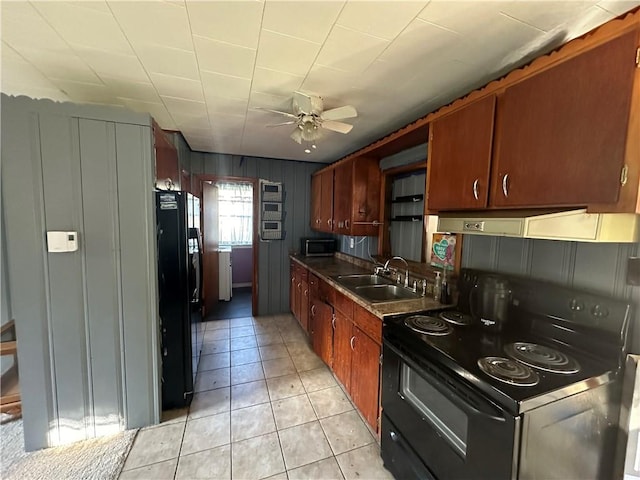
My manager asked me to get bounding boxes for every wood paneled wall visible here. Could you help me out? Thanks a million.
[190,152,321,315]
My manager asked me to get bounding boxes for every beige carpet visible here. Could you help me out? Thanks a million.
[1,418,138,480]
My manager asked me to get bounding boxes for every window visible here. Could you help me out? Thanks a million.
[217,182,253,245]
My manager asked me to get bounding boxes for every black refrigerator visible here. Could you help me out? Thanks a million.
[156,191,203,409]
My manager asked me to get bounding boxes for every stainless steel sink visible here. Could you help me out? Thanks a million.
[353,284,422,303]
[333,274,393,288]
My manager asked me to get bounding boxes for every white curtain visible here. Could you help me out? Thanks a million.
[217,182,253,245]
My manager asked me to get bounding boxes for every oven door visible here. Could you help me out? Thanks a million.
[382,339,519,480]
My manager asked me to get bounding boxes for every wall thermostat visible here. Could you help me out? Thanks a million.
[47,231,79,252]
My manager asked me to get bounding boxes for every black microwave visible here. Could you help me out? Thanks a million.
[300,238,336,257]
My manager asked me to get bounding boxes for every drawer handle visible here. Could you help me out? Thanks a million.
[332,314,336,330]
[345,219,350,229]
[350,336,355,351]
[502,174,509,197]
[472,178,479,200]
[311,305,316,317]
[327,219,332,227]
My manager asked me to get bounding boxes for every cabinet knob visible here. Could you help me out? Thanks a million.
[472,179,479,200]
[345,219,350,229]
[327,219,332,227]
[332,314,336,330]
[311,305,316,317]
[502,174,510,197]
[350,336,355,351]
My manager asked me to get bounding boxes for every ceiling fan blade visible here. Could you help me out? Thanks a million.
[321,105,357,121]
[321,120,353,134]
[293,91,323,116]
[266,121,297,127]
[255,107,298,119]
[290,128,303,144]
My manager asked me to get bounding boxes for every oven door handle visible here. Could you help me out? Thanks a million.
[385,340,507,423]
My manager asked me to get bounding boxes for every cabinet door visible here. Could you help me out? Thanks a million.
[491,31,637,208]
[351,157,382,236]
[427,95,495,210]
[332,311,353,392]
[153,124,180,189]
[311,174,322,231]
[300,279,309,333]
[310,299,333,367]
[319,169,334,233]
[289,263,296,315]
[350,328,381,432]
[333,162,353,235]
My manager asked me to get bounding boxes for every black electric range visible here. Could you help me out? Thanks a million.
[381,268,632,480]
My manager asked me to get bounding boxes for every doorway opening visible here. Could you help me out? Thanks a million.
[199,176,258,320]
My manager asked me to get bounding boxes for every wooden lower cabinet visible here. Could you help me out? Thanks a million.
[350,326,381,430]
[332,310,353,392]
[300,279,309,333]
[290,263,310,333]
[310,297,333,368]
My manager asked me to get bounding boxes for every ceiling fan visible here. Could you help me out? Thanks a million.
[259,91,357,146]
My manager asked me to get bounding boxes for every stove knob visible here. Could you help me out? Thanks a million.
[591,304,609,318]
[568,298,584,312]
[390,431,399,442]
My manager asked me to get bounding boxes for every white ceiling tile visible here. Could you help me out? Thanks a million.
[301,64,360,100]
[499,1,597,31]
[209,113,246,132]
[315,25,389,73]
[1,2,70,52]
[16,46,103,84]
[201,71,251,100]
[205,96,249,117]
[562,5,618,38]
[251,67,304,97]
[256,30,321,76]
[31,1,133,54]
[248,91,291,111]
[193,35,256,78]
[150,73,204,103]
[597,0,640,15]
[102,77,161,103]
[337,1,427,40]
[187,1,264,48]
[161,96,208,117]
[1,44,70,101]
[135,45,200,80]
[108,1,193,51]
[418,2,507,34]
[50,79,114,104]
[118,98,175,129]
[262,1,344,44]
[75,48,150,83]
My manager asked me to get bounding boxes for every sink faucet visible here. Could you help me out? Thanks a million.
[382,256,410,288]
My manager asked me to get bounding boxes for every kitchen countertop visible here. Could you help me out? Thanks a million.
[290,253,448,319]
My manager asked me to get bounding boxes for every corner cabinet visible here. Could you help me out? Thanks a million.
[153,122,180,190]
[311,156,381,236]
[427,25,640,212]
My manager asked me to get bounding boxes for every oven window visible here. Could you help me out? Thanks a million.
[401,363,468,457]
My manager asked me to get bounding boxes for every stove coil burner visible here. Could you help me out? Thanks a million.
[505,342,580,374]
[404,315,452,336]
[439,310,473,326]
[477,357,540,386]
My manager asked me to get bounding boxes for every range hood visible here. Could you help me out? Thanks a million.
[437,209,640,243]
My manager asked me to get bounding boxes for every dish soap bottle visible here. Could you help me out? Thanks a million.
[440,270,450,304]
[433,271,442,301]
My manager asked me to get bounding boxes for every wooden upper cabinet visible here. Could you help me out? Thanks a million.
[490,30,638,208]
[427,95,496,211]
[310,174,322,230]
[153,123,180,190]
[350,156,382,236]
[333,162,353,235]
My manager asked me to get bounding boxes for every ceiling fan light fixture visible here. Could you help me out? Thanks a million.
[301,121,317,142]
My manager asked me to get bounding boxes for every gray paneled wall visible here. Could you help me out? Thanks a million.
[190,152,321,315]
[1,95,159,450]
[462,235,639,352]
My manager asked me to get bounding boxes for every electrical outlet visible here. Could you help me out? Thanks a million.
[349,237,355,249]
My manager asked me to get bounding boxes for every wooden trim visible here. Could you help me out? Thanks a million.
[0,320,15,336]
[195,174,260,317]
[0,341,17,356]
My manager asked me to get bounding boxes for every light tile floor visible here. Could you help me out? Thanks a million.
[119,313,394,480]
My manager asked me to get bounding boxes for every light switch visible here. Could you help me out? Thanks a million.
[47,231,79,252]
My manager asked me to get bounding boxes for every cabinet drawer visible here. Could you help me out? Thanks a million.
[319,279,335,304]
[333,291,354,318]
[354,304,382,345]
[297,265,308,283]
